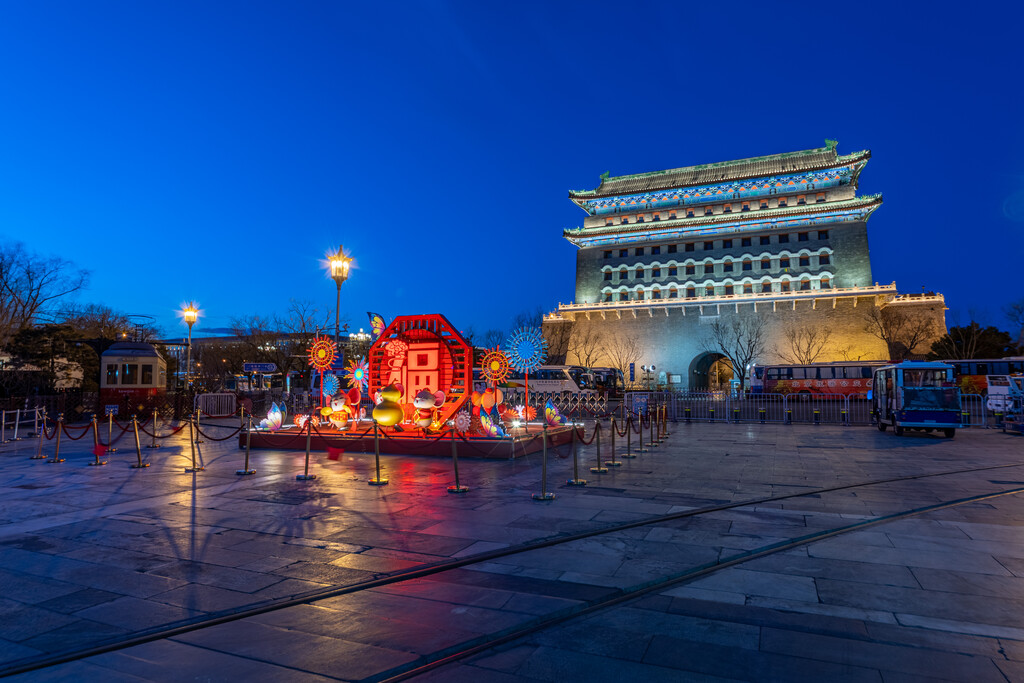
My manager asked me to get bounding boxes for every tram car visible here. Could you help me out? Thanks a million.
[99,341,167,415]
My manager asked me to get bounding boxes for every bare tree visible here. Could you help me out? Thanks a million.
[0,242,88,345]
[511,306,544,330]
[481,329,506,349]
[603,333,643,388]
[774,324,833,365]
[566,319,605,369]
[1006,297,1024,346]
[542,318,574,365]
[863,305,935,362]
[55,303,134,340]
[702,313,768,392]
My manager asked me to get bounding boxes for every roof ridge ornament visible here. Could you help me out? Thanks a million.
[825,139,839,151]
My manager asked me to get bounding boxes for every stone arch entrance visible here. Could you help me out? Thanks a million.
[689,352,734,391]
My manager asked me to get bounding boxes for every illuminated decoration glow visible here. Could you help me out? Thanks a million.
[294,414,308,429]
[261,402,284,431]
[307,336,337,371]
[454,411,471,432]
[367,312,387,340]
[321,374,340,396]
[344,357,370,392]
[545,399,566,426]
[368,314,473,429]
[505,327,548,373]
[480,348,511,384]
[564,197,881,249]
[478,407,506,437]
[516,405,538,421]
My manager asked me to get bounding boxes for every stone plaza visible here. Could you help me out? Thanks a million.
[0,418,1022,681]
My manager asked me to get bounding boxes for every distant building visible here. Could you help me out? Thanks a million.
[545,141,946,390]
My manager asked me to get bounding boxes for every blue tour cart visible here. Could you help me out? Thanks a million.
[871,361,962,438]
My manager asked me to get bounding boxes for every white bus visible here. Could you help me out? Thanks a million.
[472,365,595,395]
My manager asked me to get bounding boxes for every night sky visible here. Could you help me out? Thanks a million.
[1,2,1020,341]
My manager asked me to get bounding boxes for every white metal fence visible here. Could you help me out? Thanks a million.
[624,392,1005,428]
[0,407,45,442]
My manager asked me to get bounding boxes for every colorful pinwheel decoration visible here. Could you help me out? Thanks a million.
[454,411,471,433]
[480,348,511,384]
[505,327,547,374]
[321,373,340,397]
[344,357,370,392]
[307,336,337,372]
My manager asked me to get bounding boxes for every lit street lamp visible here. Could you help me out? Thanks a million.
[182,303,198,390]
[328,245,352,348]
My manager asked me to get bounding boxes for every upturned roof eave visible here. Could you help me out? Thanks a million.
[561,194,883,245]
[568,148,871,204]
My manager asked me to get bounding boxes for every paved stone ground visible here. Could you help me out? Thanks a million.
[0,418,1022,681]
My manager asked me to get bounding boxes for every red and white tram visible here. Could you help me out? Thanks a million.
[99,342,167,414]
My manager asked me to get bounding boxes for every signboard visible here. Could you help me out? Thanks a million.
[629,362,635,382]
[632,394,648,416]
[104,405,119,416]
[242,363,277,373]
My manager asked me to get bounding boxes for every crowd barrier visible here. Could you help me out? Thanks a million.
[625,392,1004,428]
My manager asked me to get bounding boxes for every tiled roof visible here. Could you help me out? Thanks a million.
[569,141,870,200]
[562,194,882,242]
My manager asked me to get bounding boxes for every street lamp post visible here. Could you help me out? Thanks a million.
[328,245,352,349]
[183,303,198,390]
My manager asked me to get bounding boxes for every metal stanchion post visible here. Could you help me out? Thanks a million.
[297,415,316,480]
[48,415,65,463]
[194,408,204,444]
[185,412,203,472]
[532,423,555,501]
[33,407,39,437]
[567,423,586,486]
[237,414,255,475]
[590,422,608,474]
[618,415,636,458]
[89,416,107,466]
[31,410,47,459]
[759,407,766,424]
[107,411,118,453]
[12,409,21,441]
[647,409,658,447]
[607,416,622,466]
[131,415,146,468]
[147,409,160,448]
[813,409,820,425]
[708,406,715,423]
[2,409,7,443]
[785,408,792,425]
[131,415,151,468]
[636,414,649,453]
[369,421,388,486]
[685,406,691,423]
[841,408,848,426]
[447,426,468,493]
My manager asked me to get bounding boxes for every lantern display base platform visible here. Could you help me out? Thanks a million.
[368,478,389,486]
[241,423,574,460]
[531,492,556,501]
[566,478,587,486]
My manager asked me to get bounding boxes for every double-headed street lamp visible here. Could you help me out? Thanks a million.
[328,245,353,348]
[182,303,198,390]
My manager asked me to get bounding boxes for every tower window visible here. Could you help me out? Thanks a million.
[668,244,677,254]
[685,243,695,252]
[704,241,714,251]
[761,258,770,270]
[723,261,733,273]
[760,236,770,245]
[651,246,661,255]
[686,265,695,275]
[722,239,732,248]
[741,237,751,247]
[604,271,612,281]
[724,285,734,295]
[780,257,790,268]
[668,266,677,276]
[742,260,752,271]
[819,254,831,265]
[817,230,829,239]
[779,234,790,243]
[635,247,644,256]
[798,232,809,242]
[603,250,612,259]
[652,267,661,277]
[619,249,628,257]
[799,256,810,267]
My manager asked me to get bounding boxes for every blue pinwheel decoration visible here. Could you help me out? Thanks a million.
[505,327,548,373]
[321,373,340,397]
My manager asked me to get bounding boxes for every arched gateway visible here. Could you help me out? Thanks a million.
[689,352,732,391]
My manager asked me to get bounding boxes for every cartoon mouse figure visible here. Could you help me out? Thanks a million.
[328,386,361,430]
[412,389,445,431]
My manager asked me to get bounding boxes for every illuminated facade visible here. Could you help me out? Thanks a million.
[549,142,947,389]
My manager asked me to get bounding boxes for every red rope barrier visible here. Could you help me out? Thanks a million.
[59,423,93,440]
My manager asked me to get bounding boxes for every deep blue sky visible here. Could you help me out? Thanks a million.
[1,1,1021,341]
